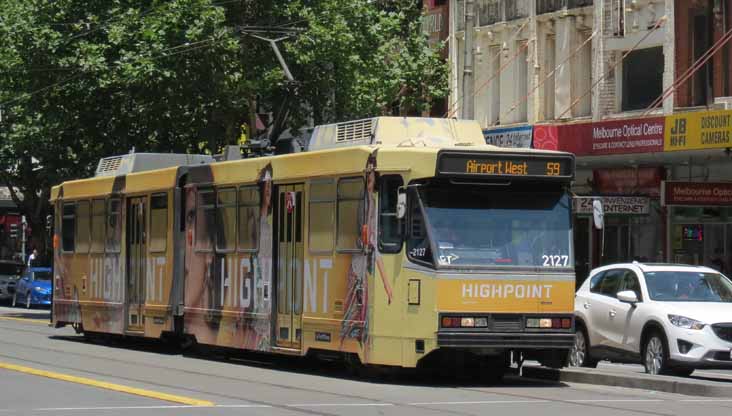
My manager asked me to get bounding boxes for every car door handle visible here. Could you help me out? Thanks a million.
[609,310,617,318]
[583,302,591,309]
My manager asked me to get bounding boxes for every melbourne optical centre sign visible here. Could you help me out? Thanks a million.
[533,118,665,155]
[574,196,651,215]
[662,182,732,206]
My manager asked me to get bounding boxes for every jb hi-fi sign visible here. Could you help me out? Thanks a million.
[662,182,732,206]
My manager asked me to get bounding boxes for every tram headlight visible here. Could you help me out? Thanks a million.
[460,317,475,327]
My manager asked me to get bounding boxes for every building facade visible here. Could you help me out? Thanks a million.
[449,0,732,283]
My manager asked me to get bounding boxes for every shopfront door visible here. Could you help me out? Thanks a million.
[603,223,631,265]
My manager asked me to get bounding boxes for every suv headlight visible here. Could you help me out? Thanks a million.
[34,287,45,293]
[668,314,705,330]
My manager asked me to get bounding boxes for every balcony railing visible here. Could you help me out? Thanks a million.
[536,0,593,15]
[476,0,530,26]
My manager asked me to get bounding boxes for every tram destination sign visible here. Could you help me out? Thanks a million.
[437,152,574,179]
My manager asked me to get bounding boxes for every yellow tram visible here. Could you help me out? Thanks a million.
[51,117,576,373]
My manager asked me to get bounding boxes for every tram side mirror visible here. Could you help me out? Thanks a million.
[396,191,407,220]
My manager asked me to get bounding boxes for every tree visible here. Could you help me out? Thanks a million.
[282,0,448,125]
[0,0,248,261]
[0,0,447,262]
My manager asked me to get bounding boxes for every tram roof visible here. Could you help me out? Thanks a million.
[51,145,573,201]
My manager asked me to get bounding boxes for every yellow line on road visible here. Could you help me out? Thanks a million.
[0,316,48,325]
[0,361,214,406]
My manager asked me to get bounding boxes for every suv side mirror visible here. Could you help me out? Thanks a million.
[617,290,639,304]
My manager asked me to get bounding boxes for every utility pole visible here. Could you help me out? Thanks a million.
[21,215,26,264]
[461,0,476,119]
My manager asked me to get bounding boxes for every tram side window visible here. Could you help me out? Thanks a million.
[106,198,121,253]
[150,193,168,253]
[90,199,105,253]
[216,188,236,252]
[379,175,403,253]
[75,200,90,253]
[61,202,76,253]
[238,186,260,252]
[196,189,216,251]
[309,180,335,253]
[406,194,432,265]
[336,178,364,252]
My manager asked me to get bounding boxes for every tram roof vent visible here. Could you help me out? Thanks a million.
[95,153,214,177]
[307,117,485,151]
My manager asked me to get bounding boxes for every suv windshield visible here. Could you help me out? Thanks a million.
[645,271,732,302]
[407,184,572,268]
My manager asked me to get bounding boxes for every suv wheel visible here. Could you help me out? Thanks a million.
[643,332,669,375]
[569,327,598,368]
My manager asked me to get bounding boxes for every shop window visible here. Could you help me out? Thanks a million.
[622,47,663,111]
[336,178,364,252]
[309,180,335,253]
[61,202,76,253]
[379,175,403,253]
[216,188,236,252]
[75,201,90,253]
[238,186,260,252]
[90,199,105,253]
[150,193,168,253]
[105,198,121,253]
[196,189,215,251]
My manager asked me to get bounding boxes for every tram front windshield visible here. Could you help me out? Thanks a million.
[407,184,573,269]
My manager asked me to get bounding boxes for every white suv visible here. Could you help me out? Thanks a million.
[570,263,732,376]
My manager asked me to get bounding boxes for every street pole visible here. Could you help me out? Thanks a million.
[461,0,475,120]
[21,215,26,264]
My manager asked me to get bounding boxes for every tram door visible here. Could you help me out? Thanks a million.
[275,185,304,349]
[126,197,146,333]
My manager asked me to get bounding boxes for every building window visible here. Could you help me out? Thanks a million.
[150,193,168,253]
[544,35,556,120]
[516,41,529,122]
[336,178,364,252]
[622,47,663,111]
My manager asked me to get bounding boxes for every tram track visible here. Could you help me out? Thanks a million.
[0,321,478,416]
[3,318,732,416]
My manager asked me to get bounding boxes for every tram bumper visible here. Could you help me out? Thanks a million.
[437,331,575,349]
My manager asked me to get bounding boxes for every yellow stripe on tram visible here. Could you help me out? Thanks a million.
[0,361,214,406]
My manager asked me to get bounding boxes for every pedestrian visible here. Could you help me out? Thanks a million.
[27,248,38,267]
